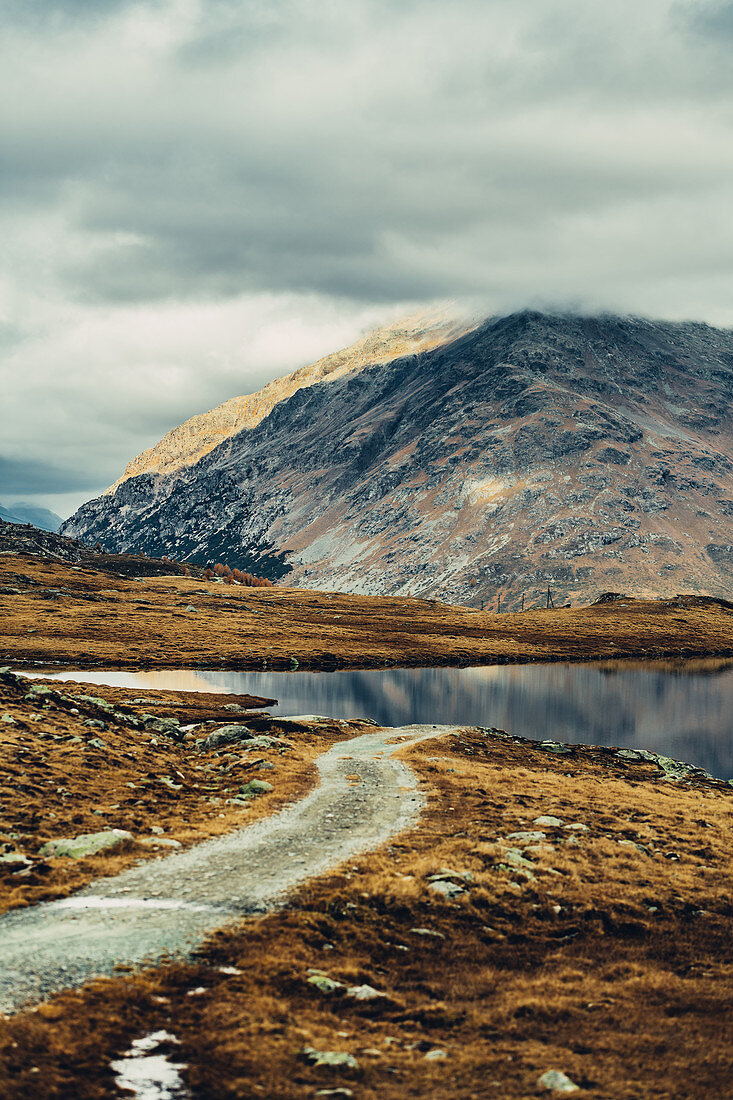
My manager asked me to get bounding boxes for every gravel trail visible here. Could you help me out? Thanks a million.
[0,724,456,1014]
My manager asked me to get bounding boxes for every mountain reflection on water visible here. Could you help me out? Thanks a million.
[37,661,733,779]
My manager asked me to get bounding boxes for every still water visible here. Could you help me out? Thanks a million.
[35,662,733,779]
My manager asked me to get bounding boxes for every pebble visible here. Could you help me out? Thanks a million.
[300,1047,359,1070]
[537,1069,579,1092]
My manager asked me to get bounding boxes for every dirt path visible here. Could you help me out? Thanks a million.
[0,724,457,1014]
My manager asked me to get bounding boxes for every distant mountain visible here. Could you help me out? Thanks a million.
[62,310,733,608]
[0,502,62,532]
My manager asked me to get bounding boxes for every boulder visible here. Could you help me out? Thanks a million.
[39,829,133,859]
[201,724,254,750]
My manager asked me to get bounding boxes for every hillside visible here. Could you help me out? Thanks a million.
[62,311,733,607]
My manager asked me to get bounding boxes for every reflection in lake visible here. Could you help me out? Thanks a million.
[34,662,733,778]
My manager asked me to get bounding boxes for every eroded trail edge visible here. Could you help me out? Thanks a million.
[0,724,457,1014]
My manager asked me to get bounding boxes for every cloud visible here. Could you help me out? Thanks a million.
[1,0,732,514]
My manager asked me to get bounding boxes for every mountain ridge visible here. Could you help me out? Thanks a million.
[62,309,733,607]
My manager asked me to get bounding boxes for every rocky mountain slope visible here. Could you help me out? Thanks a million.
[62,311,733,607]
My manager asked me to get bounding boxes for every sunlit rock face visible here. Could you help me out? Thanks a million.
[63,310,733,607]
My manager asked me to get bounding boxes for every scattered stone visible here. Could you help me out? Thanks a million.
[315,1090,354,1098]
[0,851,32,870]
[300,1047,359,1071]
[424,1049,448,1061]
[240,735,292,751]
[536,741,572,755]
[533,816,564,827]
[39,829,133,859]
[507,830,546,844]
[257,761,275,771]
[410,927,446,939]
[501,847,536,868]
[1,713,15,724]
[150,825,165,835]
[537,1069,579,1092]
[185,605,198,612]
[563,823,589,832]
[142,715,182,738]
[87,737,107,750]
[308,974,345,994]
[201,724,254,751]
[136,837,182,850]
[237,779,273,798]
[346,984,387,1001]
[84,719,106,730]
[428,880,465,899]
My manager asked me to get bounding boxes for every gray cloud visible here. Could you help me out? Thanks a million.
[1,0,732,515]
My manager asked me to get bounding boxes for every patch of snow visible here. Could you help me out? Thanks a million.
[111,1031,188,1100]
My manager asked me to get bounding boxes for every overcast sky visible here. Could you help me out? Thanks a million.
[2,0,733,518]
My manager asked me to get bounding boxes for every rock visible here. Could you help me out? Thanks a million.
[142,715,182,738]
[136,837,182,849]
[507,830,546,844]
[150,825,165,835]
[86,737,107,750]
[0,851,32,871]
[536,741,572,755]
[1,713,15,724]
[257,761,275,771]
[424,1049,448,1061]
[241,735,292,751]
[84,719,106,730]
[428,880,465,899]
[315,1090,354,1098]
[346,984,387,1001]
[428,868,475,883]
[501,847,536,868]
[533,816,564,827]
[300,1047,359,1070]
[201,724,254,750]
[537,1069,579,1092]
[185,605,198,612]
[225,797,251,807]
[39,829,133,859]
[307,974,345,994]
[410,927,446,939]
[237,779,273,798]
[562,823,589,832]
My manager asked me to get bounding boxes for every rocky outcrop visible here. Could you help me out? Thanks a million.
[62,311,733,607]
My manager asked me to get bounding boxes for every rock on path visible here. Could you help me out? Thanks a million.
[0,724,458,1014]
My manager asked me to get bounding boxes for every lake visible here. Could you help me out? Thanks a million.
[31,661,733,779]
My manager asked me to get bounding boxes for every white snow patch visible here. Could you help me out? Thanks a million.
[111,1031,188,1100]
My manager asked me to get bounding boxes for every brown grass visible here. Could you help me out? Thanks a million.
[2,554,733,671]
[0,729,731,1098]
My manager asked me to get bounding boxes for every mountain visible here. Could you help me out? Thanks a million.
[61,310,733,608]
[0,502,62,532]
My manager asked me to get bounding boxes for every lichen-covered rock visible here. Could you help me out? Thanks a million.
[39,829,133,859]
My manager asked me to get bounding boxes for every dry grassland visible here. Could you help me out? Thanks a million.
[0,725,731,1098]
[2,554,733,670]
